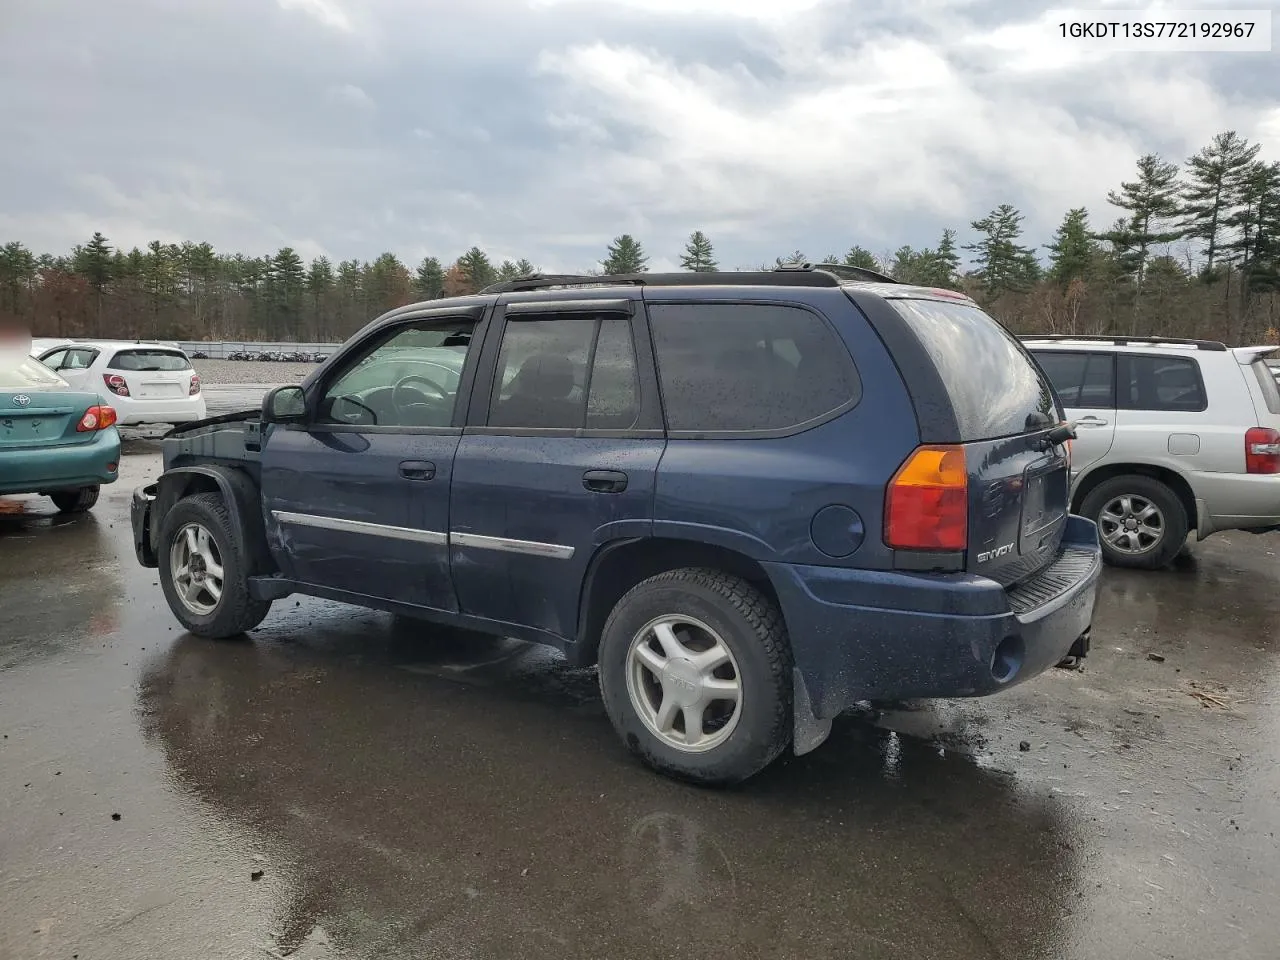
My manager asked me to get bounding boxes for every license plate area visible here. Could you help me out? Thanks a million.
[1019,461,1068,555]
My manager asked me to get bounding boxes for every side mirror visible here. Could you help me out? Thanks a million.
[262,385,307,424]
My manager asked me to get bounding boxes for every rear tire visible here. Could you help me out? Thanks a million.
[597,568,792,785]
[158,492,271,638]
[50,486,99,514]
[1080,475,1188,570]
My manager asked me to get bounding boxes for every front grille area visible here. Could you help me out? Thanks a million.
[1006,545,1098,615]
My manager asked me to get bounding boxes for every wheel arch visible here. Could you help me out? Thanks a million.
[1071,462,1198,532]
[154,465,276,575]
[572,537,783,668]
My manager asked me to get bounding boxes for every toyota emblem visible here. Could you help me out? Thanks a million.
[12,395,31,406]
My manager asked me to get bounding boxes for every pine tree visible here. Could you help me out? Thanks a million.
[679,230,717,271]
[457,247,496,291]
[73,232,113,335]
[414,256,444,299]
[496,260,523,282]
[602,235,648,274]
[306,256,334,338]
[964,204,1040,295]
[1107,153,1182,286]
[1181,131,1260,280]
[1046,208,1098,285]
[268,247,306,338]
[842,246,880,271]
[774,250,807,267]
[931,229,961,288]
[515,258,536,276]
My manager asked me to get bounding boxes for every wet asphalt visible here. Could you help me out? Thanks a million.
[1,441,1278,960]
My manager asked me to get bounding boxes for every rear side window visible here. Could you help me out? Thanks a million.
[1117,354,1206,412]
[891,299,1057,440]
[488,313,640,430]
[109,349,191,372]
[1031,351,1115,409]
[1252,360,1280,415]
[648,303,860,433]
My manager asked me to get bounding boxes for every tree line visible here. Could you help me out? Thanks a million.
[1,129,1276,345]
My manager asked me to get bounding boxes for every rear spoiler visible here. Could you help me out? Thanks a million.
[1233,346,1279,364]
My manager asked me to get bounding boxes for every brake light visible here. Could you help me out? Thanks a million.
[189,374,201,395]
[885,444,968,551]
[1245,427,1280,474]
[103,373,129,397]
[77,405,118,432]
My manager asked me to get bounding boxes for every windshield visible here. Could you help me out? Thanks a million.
[890,298,1058,441]
[0,357,71,391]
[109,349,192,372]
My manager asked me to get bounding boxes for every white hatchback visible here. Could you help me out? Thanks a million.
[35,340,207,427]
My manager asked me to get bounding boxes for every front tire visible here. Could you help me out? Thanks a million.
[1080,475,1188,570]
[597,568,792,785]
[158,492,271,638]
[50,485,99,514]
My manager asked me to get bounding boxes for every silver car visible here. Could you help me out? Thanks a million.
[1022,335,1280,569]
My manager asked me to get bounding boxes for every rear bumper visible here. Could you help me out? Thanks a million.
[132,483,159,567]
[114,394,207,425]
[1193,471,1280,536]
[766,515,1103,720]
[0,429,121,495]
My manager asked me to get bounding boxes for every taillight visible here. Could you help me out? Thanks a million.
[885,444,969,551]
[103,373,129,396]
[77,405,118,432]
[189,374,201,395]
[1245,427,1280,474]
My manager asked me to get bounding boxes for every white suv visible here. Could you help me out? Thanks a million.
[35,340,207,427]
[1022,335,1280,569]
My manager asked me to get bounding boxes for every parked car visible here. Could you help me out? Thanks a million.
[130,267,1101,784]
[1022,335,1280,569]
[0,356,121,513]
[35,340,206,427]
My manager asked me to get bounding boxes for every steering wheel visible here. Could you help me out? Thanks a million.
[392,374,449,412]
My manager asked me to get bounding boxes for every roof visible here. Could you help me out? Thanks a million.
[1019,335,1230,353]
[51,339,187,353]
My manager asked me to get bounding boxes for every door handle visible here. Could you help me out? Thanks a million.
[1074,416,1109,427]
[583,469,628,493]
[399,460,436,481]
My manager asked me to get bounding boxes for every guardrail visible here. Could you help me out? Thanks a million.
[177,341,342,361]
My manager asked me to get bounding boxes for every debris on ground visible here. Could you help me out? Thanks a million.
[1147,653,1166,663]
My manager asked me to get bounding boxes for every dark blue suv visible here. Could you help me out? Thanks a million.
[131,266,1102,784]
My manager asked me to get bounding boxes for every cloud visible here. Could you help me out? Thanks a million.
[0,0,1275,276]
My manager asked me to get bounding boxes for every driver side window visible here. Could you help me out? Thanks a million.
[317,319,477,428]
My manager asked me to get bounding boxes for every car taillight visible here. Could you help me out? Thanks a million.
[885,444,968,551]
[77,405,118,432]
[189,374,201,395]
[103,373,129,396]
[1245,427,1280,474]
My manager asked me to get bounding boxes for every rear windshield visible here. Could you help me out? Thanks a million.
[890,298,1057,441]
[108,349,192,372]
[0,357,70,390]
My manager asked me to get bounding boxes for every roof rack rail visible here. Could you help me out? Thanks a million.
[479,264,896,295]
[1017,334,1229,352]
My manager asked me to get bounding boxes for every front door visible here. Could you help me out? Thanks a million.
[1031,349,1117,479]
[449,298,665,639]
[260,310,485,612]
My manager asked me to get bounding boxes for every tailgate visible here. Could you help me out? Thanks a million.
[887,295,1071,586]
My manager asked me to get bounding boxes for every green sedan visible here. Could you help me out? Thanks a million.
[1,356,121,513]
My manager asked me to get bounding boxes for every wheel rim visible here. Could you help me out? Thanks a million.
[1098,494,1165,555]
[625,614,742,754]
[170,522,225,615]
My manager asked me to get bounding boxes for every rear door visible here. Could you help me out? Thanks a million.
[260,309,485,611]
[106,348,193,399]
[448,296,665,639]
[889,298,1072,586]
[1028,349,1117,477]
[38,347,99,392]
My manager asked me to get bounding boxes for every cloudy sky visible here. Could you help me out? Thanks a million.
[2,0,1277,273]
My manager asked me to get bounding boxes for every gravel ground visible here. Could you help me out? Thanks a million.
[192,358,319,385]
